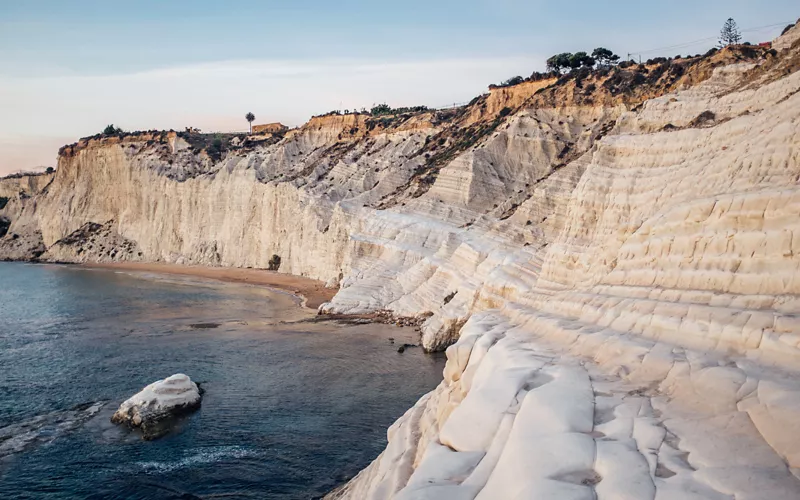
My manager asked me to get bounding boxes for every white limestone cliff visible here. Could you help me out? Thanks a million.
[3,23,800,499]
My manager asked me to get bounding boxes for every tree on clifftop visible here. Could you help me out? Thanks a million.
[569,52,595,70]
[719,18,742,47]
[245,112,255,134]
[592,47,620,67]
[546,53,573,74]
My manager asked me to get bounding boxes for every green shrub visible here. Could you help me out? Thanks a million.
[204,137,227,161]
[268,254,282,271]
[370,103,392,115]
[369,103,428,116]
[496,75,524,87]
[103,124,123,135]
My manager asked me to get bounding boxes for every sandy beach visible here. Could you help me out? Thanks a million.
[81,262,337,310]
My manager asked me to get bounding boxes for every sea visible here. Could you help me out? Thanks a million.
[0,262,445,499]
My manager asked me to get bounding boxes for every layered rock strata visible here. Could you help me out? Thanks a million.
[3,24,800,499]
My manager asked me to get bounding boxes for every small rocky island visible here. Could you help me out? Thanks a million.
[111,373,202,440]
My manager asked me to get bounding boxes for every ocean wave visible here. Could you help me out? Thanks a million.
[0,401,106,458]
[136,446,263,474]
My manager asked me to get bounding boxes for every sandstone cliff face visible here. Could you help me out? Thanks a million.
[0,171,54,199]
[4,25,800,499]
[0,171,53,259]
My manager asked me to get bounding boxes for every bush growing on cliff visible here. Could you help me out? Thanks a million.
[206,137,226,161]
[369,103,429,116]
[528,71,553,82]
[371,103,392,116]
[103,124,123,136]
[782,23,796,36]
[644,57,667,66]
[493,75,524,88]
[0,197,8,210]
[268,254,281,271]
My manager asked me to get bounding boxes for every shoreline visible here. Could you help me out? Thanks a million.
[78,262,337,310]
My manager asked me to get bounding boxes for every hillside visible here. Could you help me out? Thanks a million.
[3,22,800,499]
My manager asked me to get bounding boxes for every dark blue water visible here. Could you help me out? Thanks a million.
[0,263,445,499]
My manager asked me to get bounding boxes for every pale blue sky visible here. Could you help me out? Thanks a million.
[0,0,796,173]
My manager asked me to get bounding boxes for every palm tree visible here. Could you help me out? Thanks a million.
[245,112,255,134]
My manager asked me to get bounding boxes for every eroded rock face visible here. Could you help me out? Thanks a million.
[41,220,143,263]
[0,171,54,259]
[4,24,800,499]
[111,374,201,440]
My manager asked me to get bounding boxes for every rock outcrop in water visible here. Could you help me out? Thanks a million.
[3,22,800,498]
[111,374,202,440]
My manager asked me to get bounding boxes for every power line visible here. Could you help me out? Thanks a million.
[630,21,794,57]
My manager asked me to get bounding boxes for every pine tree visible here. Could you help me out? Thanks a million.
[592,47,620,68]
[719,18,742,47]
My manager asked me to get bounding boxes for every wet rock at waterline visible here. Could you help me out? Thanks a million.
[111,373,202,440]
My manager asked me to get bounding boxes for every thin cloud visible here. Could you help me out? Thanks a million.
[0,55,543,173]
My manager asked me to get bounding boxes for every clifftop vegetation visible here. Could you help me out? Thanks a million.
[315,103,431,119]
[1,169,54,180]
[54,21,786,168]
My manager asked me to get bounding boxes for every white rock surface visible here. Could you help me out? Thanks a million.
[111,374,201,439]
[5,24,800,499]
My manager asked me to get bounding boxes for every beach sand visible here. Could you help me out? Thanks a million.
[81,262,337,310]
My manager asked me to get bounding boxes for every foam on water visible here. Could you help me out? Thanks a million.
[136,446,264,474]
[0,402,106,458]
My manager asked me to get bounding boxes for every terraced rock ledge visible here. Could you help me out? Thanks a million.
[3,22,800,500]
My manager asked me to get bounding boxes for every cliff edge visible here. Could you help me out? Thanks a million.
[3,22,800,499]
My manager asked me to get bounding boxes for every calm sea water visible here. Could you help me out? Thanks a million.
[0,263,445,499]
